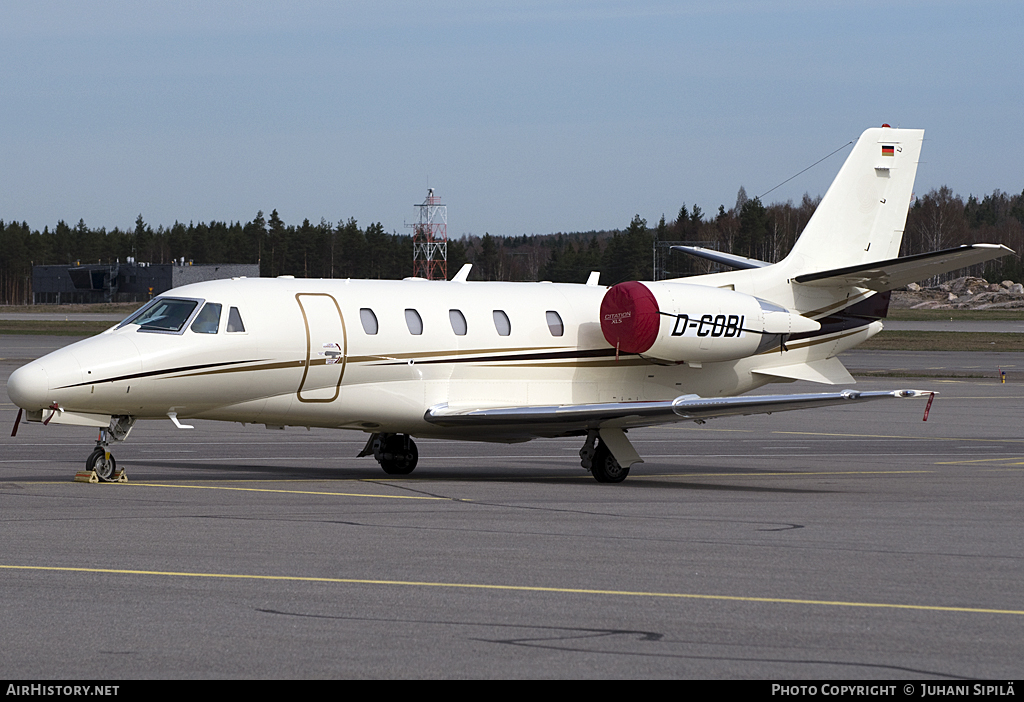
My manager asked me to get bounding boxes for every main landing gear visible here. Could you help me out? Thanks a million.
[579,431,630,483]
[361,433,419,475]
[78,416,135,483]
[357,430,635,483]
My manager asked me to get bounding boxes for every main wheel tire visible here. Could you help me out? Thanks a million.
[590,442,629,483]
[379,435,418,475]
[86,448,117,482]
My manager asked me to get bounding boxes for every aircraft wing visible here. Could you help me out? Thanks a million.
[425,389,930,435]
[793,244,1013,292]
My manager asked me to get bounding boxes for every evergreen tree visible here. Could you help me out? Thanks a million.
[335,218,366,279]
[736,197,768,259]
[244,211,267,274]
[479,233,499,280]
[602,215,652,284]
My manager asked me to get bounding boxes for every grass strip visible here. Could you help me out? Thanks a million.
[887,308,1024,321]
[0,320,115,336]
[859,331,1024,352]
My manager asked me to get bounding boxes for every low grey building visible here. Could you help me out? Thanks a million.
[32,262,260,304]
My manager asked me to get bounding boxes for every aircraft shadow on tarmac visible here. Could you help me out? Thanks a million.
[110,459,836,494]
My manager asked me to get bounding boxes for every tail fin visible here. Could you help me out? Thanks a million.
[677,127,1006,315]
[781,127,924,275]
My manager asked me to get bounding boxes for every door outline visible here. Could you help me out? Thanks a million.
[296,293,347,403]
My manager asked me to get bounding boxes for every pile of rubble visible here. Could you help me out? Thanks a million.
[891,276,1024,310]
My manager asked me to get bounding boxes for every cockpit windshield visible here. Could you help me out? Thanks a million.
[118,298,200,333]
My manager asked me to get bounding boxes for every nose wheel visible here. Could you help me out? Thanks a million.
[78,422,133,483]
[86,447,117,482]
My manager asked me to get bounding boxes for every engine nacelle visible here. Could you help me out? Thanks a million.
[599,281,820,363]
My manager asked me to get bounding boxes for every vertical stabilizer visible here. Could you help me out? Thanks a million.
[781,127,923,275]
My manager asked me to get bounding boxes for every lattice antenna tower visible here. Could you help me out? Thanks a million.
[409,188,447,280]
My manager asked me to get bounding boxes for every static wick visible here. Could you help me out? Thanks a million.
[922,392,935,421]
[616,340,620,363]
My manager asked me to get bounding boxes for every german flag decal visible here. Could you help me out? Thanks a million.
[882,145,895,156]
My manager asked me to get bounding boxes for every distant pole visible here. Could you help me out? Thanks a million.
[653,234,657,282]
[409,188,447,280]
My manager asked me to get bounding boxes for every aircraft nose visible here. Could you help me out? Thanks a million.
[7,362,51,411]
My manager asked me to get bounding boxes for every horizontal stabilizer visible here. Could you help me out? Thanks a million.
[751,357,855,385]
[672,245,770,270]
[425,389,929,434]
[793,244,1013,291]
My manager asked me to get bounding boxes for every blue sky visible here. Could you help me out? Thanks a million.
[2,1,1021,237]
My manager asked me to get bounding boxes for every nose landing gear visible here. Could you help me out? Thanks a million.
[77,416,135,483]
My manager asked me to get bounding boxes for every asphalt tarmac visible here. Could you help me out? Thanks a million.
[1,336,1022,679]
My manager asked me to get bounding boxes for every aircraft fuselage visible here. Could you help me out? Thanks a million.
[9,275,867,441]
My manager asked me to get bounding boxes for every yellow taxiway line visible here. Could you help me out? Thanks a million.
[774,430,1024,444]
[124,482,457,500]
[0,467,979,489]
[2,564,1022,617]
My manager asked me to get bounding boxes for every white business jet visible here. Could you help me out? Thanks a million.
[7,127,1012,482]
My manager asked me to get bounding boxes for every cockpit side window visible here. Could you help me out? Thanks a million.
[127,298,200,333]
[190,303,222,334]
[226,307,246,333]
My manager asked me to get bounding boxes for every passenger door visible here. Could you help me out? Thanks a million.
[295,293,346,402]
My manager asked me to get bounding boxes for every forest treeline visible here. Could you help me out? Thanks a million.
[2,186,1023,305]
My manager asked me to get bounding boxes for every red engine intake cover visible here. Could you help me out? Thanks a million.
[600,281,660,354]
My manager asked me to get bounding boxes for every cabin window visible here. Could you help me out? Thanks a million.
[546,310,564,337]
[128,298,200,333]
[226,307,246,333]
[449,309,467,336]
[190,303,222,334]
[405,309,423,335]
[360,308,378,335]
[493,310,511,336]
